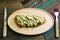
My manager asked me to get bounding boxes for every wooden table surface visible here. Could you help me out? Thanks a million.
[0,0,44,40]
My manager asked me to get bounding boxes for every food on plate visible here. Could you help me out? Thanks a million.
[14,15,46,27]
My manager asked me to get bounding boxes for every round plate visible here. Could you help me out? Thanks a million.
[8,8,54,35]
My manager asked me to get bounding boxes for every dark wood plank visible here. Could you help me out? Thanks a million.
[0,1,45,40]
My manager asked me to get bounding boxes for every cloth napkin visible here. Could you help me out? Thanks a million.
[43,7,60,40]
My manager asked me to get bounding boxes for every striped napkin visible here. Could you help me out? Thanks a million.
[43,6,60,40]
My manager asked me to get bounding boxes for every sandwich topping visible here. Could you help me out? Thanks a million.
[14,15,46,27]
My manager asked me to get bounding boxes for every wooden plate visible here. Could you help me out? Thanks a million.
[8,8,54,35]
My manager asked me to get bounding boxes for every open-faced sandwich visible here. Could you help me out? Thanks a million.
[14,15,46,27]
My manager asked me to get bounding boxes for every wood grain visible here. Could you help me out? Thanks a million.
[0,1,44,40]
